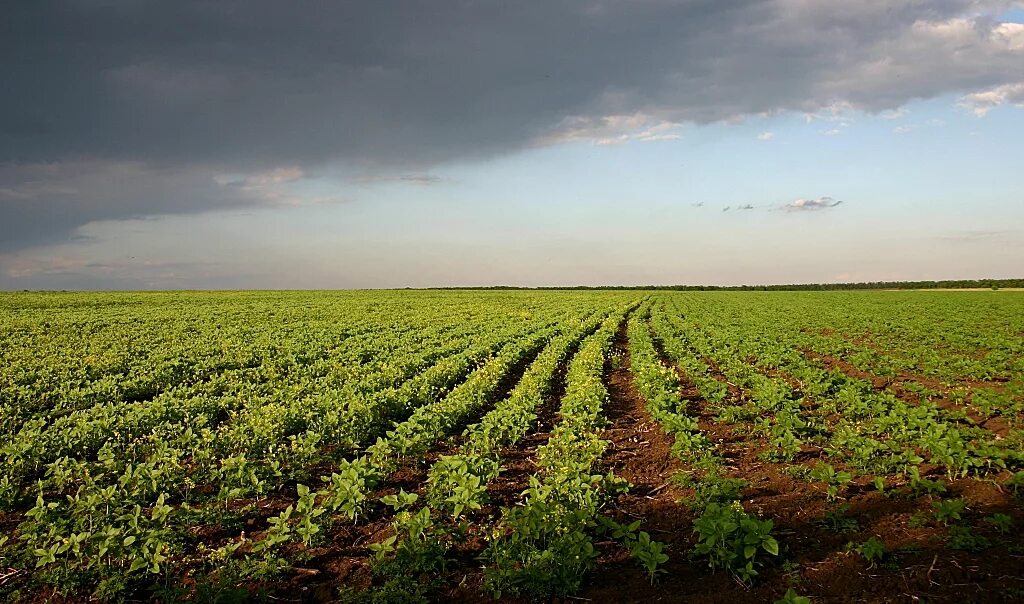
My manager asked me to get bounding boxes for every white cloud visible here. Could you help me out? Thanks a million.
[993,22,1024,51]
[959,82,1024,116]
[784,196,844,211]
[879,108,909,120]
[242,167,305,186]
[757,131,774,140]
[354,173,445,185]
[537,113,682,146]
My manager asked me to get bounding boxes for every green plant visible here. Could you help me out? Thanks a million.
[775,588,812,604]
[765,430,802,462]
[984,513,1013,534]
[809,463,853,501]
[907,512,929,528]
[426,456,491,519]
[932,498,966,525]
[909,468,947,498]
[629,530,669,583]
[820,504,858,533]
[1007,471,1024,495]
[381,489,419,512]
[855,537,886,566]
[692,502,779,584]
[947,526,990,552]
[684,472,747,510]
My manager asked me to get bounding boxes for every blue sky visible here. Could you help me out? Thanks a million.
[2,2,1023,289]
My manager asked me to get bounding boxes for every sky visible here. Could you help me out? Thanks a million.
[2,1,1024,289]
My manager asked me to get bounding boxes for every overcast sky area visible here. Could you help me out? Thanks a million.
[2,1,1024,289]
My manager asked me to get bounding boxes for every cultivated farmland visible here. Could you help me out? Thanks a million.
[1,290,1022,602]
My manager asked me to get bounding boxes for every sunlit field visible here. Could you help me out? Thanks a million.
[2,290,1022,602]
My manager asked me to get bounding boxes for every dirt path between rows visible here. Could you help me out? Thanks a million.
[261,337,556,601]
[441,332,592,602]
[636,319,1024,603]
[581,318,697,601]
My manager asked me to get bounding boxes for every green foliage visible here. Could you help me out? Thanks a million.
[691,502,779,584]
[984,513,1013,534]
[946,526,991,552]
[809,463,853,501]
[380,489,418,512]
[820,504,859,533]
[775,588,812,604]
[683,471,748,511]
[1008,471,1024,495]
[2,289,1023,601]
[909,468,947,498]
[629,530,669,583]
[931,498,967,525]
[484,318,652,599]
[855,537,887,565]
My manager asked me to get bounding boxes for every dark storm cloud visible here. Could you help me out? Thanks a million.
[2,0,1023,249]
[0,162,276,251]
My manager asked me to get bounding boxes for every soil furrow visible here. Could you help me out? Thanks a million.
[265,335,557,599]
[582,317,693,600]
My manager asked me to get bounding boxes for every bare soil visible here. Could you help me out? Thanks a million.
[575,321,1024,603]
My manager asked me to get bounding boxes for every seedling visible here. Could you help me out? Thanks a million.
[984,513,1013,534]
[855,537,887,566]
[932,498,966,525]
[947,526,990,552]
[692,502,779,584]
[809,463,852,501]
[820,504,859,533]
[775,589,812,604]
[381,489,419,511]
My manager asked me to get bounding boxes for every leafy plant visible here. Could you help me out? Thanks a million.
[775,588,812,604]
[629,530,669,583]
[909,467,947,498]
[855,537,886,566]
[984,513,1013,534]
[1007,471,1024,495]
[947,526,990,552]
[809,463,853,501]
[381,489,419,512]
[820,504,859,533]
[692,502,779,584]
[932,498,966,525]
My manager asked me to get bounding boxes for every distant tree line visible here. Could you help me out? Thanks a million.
[429,278,1024,291]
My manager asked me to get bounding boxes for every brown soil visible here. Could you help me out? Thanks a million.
[181,340,559,602]
[442,333,587,602]
[582,318,693,600]
[575,320,1024,603]
[205,323,1024,603]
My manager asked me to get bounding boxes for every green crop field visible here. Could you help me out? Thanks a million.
[1,290,1022,602]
